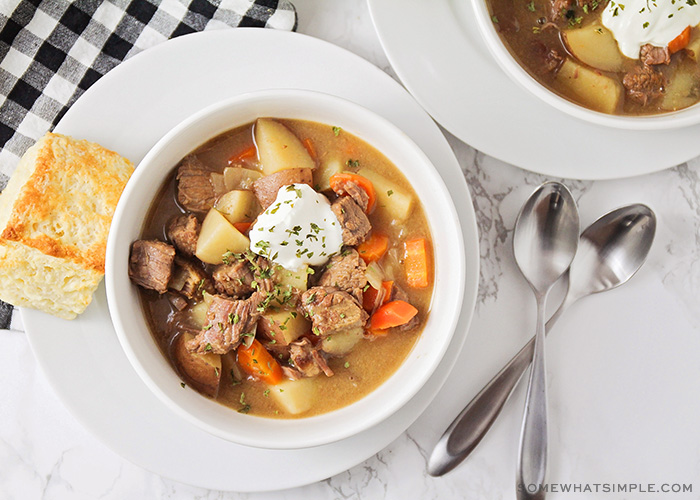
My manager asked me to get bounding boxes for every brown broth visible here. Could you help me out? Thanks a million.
[137,118,434,418]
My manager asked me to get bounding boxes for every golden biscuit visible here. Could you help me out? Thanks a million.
[0,133,134,319]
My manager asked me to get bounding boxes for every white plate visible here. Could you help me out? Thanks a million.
[22,29,480,492]
[368,0,700,180]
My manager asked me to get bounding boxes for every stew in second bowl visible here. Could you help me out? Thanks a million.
[486,0,700,115]
[128,117,434,418]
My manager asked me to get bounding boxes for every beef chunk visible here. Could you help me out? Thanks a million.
[623,64,666,106]
[289,338,334,377]
[317,249,367,302]
[128,240,175,293]
[187,291,267,354]
[282,365,303,380]
[640,44,670,66]
[544,49,564,73]
[300,286,368,337]
[389,284,420,332]
[526,42,563,76]
[334,181,370,212]
[331,197,371,246]
[212,254,276,297]
[176,156,218,213]
[213,260,255,297]
[252,168,313,209]
[167,292,189,311]
[550,0,572,19]
[167,214,200,257]
[169,257,213,300]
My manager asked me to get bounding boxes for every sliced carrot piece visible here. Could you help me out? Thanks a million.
[404,238,430,288]
[357,233,389,263]
[233,222,252,234]
[237,339,283,385]
[669,26,691,54]
[228,144,257,164]
[362,280,393,312]
[329,172,376,213]
[302,138,317,160]
[369,300,418,331]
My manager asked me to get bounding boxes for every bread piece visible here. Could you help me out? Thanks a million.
[0,133,134,319]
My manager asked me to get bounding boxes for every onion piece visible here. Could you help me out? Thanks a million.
[365,261,385,291]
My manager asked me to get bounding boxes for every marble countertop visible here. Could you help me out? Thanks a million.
[2,0,700,498]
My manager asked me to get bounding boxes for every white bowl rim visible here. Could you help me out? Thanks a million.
[105,88,466,449]
[470,0,700,131]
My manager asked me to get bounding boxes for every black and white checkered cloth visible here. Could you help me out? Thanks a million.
[0,0,297,331]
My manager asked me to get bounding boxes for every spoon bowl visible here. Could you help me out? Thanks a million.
[570,204,656,298]
[513,183,580,294]
[427,203,656,477]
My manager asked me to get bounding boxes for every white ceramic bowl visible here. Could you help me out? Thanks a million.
[471,0,700,130]
[105,89,465,449]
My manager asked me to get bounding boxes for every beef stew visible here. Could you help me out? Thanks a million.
[129,118,434,418]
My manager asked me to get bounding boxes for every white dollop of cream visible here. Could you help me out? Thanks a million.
[602,0,700,59]
[249,183,344,271]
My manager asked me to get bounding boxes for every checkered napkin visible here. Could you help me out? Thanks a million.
[0,0,297,331]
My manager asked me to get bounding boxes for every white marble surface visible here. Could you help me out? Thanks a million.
[2,0,700,498]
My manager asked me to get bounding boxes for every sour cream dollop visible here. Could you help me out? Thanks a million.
[249,183,344,271]
[602,0,700,59]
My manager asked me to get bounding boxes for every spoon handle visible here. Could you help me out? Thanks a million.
[516,295,548,499]
[427,293,575,477]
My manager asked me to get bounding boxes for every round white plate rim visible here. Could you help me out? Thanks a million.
[21,29,480,492]
[367,0,700,180]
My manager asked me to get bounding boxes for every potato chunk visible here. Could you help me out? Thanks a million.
[556,58,622,114]
[259,308,310,345]
[661,61,700,111]
[314,158,344,192]
[223,166,263,190]
[321,327,364,356]
[215,190,260,224]
[276,264,309,292]
[268,378,317,415]
[187,301,209,328]
[195,208,250,264]
[172,331,221,398]
[563,24,624,72]
[357,167,414,222]
[255,118,315,175]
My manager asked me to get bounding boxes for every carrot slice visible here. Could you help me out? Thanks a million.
[362,280,393,312]
[404,238,430,288]
[233,222,252,234]
[669,26,691,54]
[237,339,283,385]
[228,145,257,164]
[329,173,376,213]
[369,300,418,330]
[357,233,389,263]
[302,138,317,160]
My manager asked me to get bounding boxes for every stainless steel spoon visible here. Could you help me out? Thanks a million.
[512,182,579,500]
[428,203,656,478]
